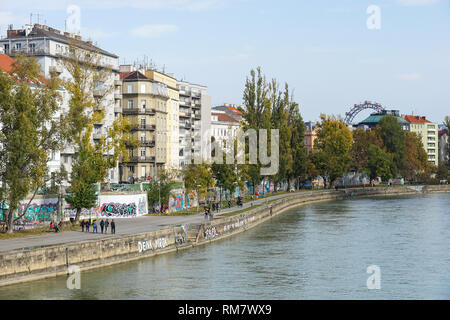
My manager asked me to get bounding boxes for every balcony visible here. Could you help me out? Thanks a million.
[191,91,201,98]
[194,113,201,120]
[114,105,122,113]
[131,124,156,131]
[114,80,122,87]
[126,156,156,163]
[114,93,122,100]
[140,139,156,147]
[122,108,156,115]
[93,89,106,97]
[192,103,201,109]
[179,111,191,118]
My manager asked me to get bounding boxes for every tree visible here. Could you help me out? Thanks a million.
[59,43,135,222]
[147,169,177,210]
[182,163,214,211]
[350,128,384,172]
[211,151,238,199]
[378,115,405,173]
[311,114,353,187]
[366,144,396,181]
[0,55,63,233]
[444,116,450,165]
[401,131,429,181]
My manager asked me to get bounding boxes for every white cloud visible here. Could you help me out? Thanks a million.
[130,24,179,38]
[395,0,440,6]
[396,73,421,80]
[81,27,120,40]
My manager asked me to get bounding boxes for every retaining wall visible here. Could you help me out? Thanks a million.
[0,185,448,287]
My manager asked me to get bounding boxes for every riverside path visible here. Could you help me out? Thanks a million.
[0,192,294,253]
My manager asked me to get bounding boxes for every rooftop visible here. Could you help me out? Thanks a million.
[3,24,118,58]
[402,115,432,124]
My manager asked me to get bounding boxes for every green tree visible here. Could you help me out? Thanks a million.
[182,163,214,211]
[350,128,384,172]
[366,144,396,181]
[0,56,63,233]
[378,115,405,172]
[147,169,177,210]
[312,114,353,187]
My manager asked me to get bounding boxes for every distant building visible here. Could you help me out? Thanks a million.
[178,80,211,166]
[438,129,449,165]
[210,110,240,156]
[0,24,121,183]
[213,104,243,122]
[356,110,410,130]
[402,115,439,166]
[304,121,318,155]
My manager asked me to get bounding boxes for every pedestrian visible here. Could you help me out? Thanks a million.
[81,220,85,232]
[105,219,109,233]
[85,219,90,232]
[216,202,219,212]
[92,220,98,233]
[111,219,115,234]
[100,219,105,233]
[228,200,231,208]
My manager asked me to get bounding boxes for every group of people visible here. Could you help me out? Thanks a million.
[49,221,62,233]
[81,219,116,234]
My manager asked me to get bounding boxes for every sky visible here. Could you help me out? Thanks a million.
[1,0,449,124]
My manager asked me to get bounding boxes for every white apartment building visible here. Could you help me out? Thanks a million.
[210,110,241,156]
[178,80,211,166]
[0,24,122,184]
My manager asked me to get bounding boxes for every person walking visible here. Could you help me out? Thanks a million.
[105,219,109,233]
[216,202,219,213]
[81,220,85,232]
[92,220,98,233]
[100,219,105,234]
[85,219,90,232]
[111,219,115,234]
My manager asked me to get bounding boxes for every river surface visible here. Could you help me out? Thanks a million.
[1,193,449,299]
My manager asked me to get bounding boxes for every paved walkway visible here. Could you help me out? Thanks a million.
[0,192,294,252]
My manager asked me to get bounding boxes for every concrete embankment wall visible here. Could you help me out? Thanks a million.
[0,185,449,287]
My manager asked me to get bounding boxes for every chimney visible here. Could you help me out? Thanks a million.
[7,29,22,38]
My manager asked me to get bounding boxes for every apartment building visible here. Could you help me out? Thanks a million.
[145,70,180,171]
[119,70,170,182]
[0,23,121,183]
[210,109,240,156]
[178,80,211,166]
[402,115,439,166]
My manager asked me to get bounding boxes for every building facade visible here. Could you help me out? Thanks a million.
[402,115,439,166]
[0,23,121,184]
[210,110,240,156]
[438,129,449,166]
[119,71,169,182]
[178,80,211,166]
[145,70,180,171]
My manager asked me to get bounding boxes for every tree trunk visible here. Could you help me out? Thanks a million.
[74,207,82,222]
[6,208,14,234]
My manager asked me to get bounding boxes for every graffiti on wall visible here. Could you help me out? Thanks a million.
[204,226,218,240]
[138,236,169,253]
[100,202,137,217]
[23,202,58,222]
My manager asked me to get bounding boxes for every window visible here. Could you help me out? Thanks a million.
[141,100,146,109]
[141,166,146,178]
[128,100,134,109]
[4,44,9,52]
[141,84,146,93]
[141,148,146,157]
[141,118,146,126]
[15,43,21,49]
[29,43,36,53]
[128,84,133,93]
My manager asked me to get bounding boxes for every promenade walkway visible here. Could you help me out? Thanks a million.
[0,192,294,253]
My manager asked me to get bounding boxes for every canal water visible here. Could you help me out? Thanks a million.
[0,193,449,299]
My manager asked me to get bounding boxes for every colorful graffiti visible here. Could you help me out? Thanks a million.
[169,193,185,212]
[0,202,58,222]
[204,226,218,240]
[100,202,137,217]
